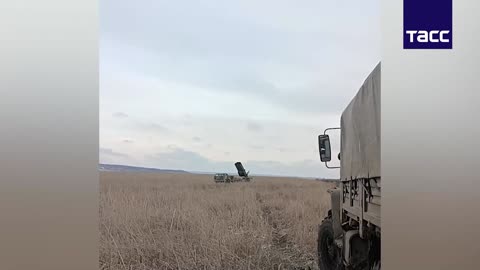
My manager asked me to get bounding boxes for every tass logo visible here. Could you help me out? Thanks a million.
[404,0,453,49]
[406,30,450,43]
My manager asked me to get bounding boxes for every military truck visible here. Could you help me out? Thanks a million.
[213,173,235,183]
[317,63,381,270]
[213,162,252,183]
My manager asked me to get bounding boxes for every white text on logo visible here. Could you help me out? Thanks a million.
[405,30,450,43]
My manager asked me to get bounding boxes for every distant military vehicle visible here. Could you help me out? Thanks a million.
[213,173,234,183]
[317,63,381,270]
[213,162,252,183]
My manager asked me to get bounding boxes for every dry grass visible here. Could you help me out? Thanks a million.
[100,172,334,270]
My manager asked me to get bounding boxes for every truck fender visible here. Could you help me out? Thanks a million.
[326,209,332,218]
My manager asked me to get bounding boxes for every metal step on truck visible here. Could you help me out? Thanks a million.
[317,63,381,270]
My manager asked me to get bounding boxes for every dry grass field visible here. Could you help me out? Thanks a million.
[100,172,335,270]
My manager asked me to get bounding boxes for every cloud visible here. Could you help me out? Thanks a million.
[205,76,357,115]
[136,122,169,133]
[192,136,202,142]
[122,139,134,144]
[247,122,263,132]
[182,114,194,126]
[100,0,380,116]
[100,147,129,158]
[249,145,265,150]
[112,112,128,118]
[102,44,360,116]
[99,147,133,165]
[146,147,220,171]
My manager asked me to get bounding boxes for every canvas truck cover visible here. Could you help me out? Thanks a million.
[340,62,380,180]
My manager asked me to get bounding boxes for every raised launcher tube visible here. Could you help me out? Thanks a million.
[234,162,248,177]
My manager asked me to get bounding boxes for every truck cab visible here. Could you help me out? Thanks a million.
[213,173,233,183]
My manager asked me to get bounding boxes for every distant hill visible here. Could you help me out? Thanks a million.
[99,164,337,181]
[99,164,190,174]
[188,171,222,175]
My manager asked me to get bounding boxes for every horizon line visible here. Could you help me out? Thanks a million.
[98,163,339,180]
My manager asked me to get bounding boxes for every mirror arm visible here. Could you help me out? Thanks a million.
[325,162,340,169]
[324,127,341,135]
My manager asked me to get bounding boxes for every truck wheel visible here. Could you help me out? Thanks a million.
[318,219,343,270]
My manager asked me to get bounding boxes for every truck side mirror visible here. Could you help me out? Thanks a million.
[318,134,332,162]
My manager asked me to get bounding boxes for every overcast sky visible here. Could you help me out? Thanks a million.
[99,0,380,178]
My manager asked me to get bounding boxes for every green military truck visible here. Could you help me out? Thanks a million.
[317,63,381,270]
[213,162,252,183]
[213,173,235,183]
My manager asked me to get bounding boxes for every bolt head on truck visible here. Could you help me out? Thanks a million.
[317,62,381,270]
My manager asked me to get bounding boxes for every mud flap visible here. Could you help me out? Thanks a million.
[329,188,342,239]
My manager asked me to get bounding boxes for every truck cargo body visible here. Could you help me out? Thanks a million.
[340,62,381,237]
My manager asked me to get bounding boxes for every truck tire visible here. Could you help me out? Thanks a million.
[318,218,343,270]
